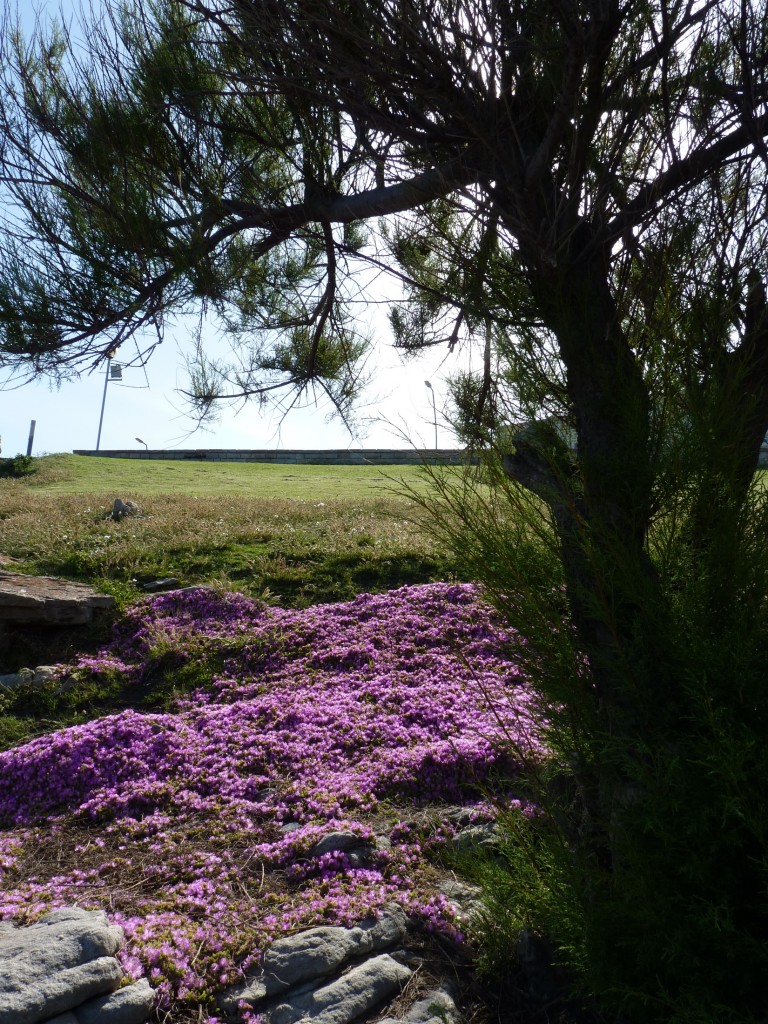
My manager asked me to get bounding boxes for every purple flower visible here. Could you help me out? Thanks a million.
[0,583,541,1014]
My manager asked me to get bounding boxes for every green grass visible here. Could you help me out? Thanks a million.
[16,453,438,498]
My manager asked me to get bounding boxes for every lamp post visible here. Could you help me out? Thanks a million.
[424,380,438,449]
[135,437,148,451]
[95,347,120,451]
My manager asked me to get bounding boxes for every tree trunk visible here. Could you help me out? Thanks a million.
[527,231,672,730]
[503,224,682,874]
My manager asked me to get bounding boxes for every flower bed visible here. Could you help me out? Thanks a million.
[0,583,540,1018]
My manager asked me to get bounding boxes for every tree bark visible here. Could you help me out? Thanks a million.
[525,228,671,729]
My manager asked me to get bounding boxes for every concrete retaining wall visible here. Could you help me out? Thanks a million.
[73,449,474,466]
[75,446,768,467]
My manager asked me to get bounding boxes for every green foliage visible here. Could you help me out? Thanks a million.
[0,630,244,750]
[415,440,768,1023]
[0,1,370,421]
[0,454,36,478]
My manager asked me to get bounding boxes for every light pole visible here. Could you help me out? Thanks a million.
[135,437,148,450]
[95,347,120,451]
[424,380,438,449]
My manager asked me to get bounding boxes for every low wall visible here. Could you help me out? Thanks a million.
[75,446,768,467]
[73,448,475,466]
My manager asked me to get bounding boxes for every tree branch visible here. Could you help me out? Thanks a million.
[213,150,480,242]
[605,109,768,244]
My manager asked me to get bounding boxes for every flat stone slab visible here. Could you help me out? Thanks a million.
[0,573,114,626]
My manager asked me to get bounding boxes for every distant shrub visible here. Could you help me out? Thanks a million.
[0,454,36,478]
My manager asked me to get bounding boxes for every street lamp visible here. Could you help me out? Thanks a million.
[95,346,120,451]
[135,437,148,450]
[424,380,438,450]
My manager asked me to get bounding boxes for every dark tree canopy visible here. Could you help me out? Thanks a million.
[1,1,766,423]
[2,1,768,1019]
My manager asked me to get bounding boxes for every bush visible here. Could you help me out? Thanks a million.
[411,450,768,1024]
[0,454,36,479]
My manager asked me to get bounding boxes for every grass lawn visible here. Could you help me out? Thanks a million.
[13,453,436,499]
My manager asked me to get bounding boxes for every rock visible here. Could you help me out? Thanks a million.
[219,908,408,1014]
[437,879,481,917]
[308,830,375,867]
[450,823,500,854]
[36,908,99,926]
[141,578,179,592]
[268,954,412,1024]
[70,978,155,1024]
[112,499,141,521]
[378,984,458,1024]
[0,957,124,1024]
[0,664,59,691]
[0,908,124,970]
[0,907,153,1024]
[403,986,458,1024]
[0,669,29,689]
[308,831,371,858]
[0,573,114,626]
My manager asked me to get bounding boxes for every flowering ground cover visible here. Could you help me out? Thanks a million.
[0,582,541,1021]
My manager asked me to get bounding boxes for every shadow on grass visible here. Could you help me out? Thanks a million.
[0,547,465,750]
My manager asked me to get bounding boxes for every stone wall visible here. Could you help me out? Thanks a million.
[75,444,768,467]
[73,449,475,465]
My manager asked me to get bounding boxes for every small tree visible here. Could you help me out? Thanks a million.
[2,1,768,1018]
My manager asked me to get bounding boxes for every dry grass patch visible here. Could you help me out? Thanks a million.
[0,492,450,604]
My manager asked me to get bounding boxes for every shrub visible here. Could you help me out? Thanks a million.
[0,455,36,479]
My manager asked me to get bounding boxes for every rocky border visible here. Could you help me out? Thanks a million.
[0,907,154,1024]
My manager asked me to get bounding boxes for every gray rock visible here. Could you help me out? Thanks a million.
[0,956,124,1024]
[0,663,58,688]
[450,823,500,853]
[268,953,412,1024]
[222,973,268,1008]
[72,978,155,1024]
[390,985,458,1023]
[0,908,127,1024]
[0,664,59,690]
[437,879,480,916]
[0,909,123,970]
[263,926,359,988]
[219,909,408,1014]
[308,832,371,858]
[0,572,114,626]
[36,908,102,927]
[141,578,179,592]
[0,667,33,690]
[112,499,141,521]
[443,806,479,829]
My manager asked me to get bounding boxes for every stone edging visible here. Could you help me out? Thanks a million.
[0,907,154,1024]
